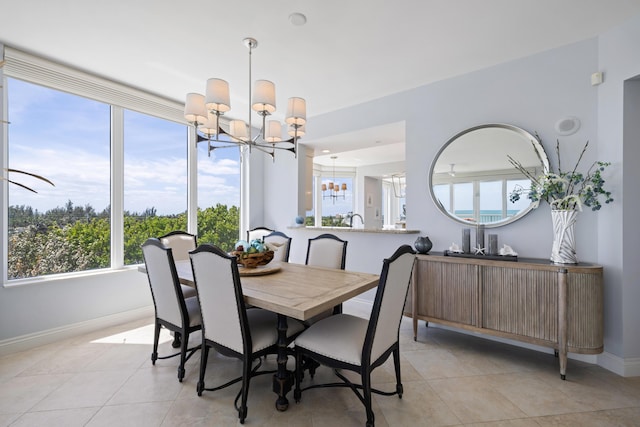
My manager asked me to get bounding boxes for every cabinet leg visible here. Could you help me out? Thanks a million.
[559,349,567,380]
[554,350,559,358]
[558,268,568,381]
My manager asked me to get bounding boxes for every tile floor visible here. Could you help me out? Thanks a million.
[1,302,640,426]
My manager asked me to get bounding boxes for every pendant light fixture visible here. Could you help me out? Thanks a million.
[322,156,347,203]
[183,38,306,160]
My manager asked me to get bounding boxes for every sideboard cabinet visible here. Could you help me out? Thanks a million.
[405,253,603,379]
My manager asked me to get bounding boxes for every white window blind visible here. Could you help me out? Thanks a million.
[2,46,185,123]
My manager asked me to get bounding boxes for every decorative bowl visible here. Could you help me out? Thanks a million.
[231,250,274,268]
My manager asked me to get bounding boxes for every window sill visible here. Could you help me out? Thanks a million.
[3,265,141,288]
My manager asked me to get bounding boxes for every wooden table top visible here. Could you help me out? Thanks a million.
[172,261,379,321]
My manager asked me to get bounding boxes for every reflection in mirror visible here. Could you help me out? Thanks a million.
[430,124,548,227]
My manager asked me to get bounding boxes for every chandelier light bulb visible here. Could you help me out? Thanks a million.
[252,80,276,114]
[286,97,307,125]
[184,93,207,125]
[205,79,231,113]
[265,121,282,143]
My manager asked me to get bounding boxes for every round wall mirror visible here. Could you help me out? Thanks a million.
[429,123,549,227]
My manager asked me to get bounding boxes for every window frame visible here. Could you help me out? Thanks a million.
[0,46,240,285]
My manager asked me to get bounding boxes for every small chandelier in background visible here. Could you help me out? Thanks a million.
[322,156,347,203]
[183,37,306,160]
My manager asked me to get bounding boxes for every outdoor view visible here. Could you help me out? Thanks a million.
[6,77,240,280]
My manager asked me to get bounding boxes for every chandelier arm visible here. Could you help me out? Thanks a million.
[245,143,275,160]
[252,140,295,149]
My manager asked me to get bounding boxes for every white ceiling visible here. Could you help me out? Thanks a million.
[2,0,639,165]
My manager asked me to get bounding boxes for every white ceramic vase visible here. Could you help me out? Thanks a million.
[550,209,578,264]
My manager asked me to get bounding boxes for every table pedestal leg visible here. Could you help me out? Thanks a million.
[273,314,292,411]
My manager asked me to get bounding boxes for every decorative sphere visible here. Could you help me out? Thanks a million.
[295,216,305,225]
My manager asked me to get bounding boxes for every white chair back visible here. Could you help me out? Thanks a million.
[305,234,347,269]
[367,247,415,362]
[142,239,183,327]
[190,245,245,354]
[159,231,197,262]
[247,227,274,243]
[263,231,292,263]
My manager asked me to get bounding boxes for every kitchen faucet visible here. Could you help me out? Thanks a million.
[349,212,364,228]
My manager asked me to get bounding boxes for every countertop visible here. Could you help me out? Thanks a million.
[288,226,420,234]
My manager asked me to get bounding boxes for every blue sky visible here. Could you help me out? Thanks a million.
[7,78,240,215]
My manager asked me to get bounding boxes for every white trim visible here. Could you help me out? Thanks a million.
[111,106,125,268]
[0,305,154,356]
[1,46,7,283]
[598,352,640,377]
[187,126,198,235]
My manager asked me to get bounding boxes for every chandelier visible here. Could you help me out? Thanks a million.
[183,37,306,160]
[322,156,347,203]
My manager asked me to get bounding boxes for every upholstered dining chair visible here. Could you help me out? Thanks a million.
[293,245,416,427]
[304,233,348,323]
[305,233,347,270]
[246,226,274,243]
[159,230,197,262]
[263,230,292,263]
[159,230,198,300]
[189,244,305,424]
[141,238,202,382]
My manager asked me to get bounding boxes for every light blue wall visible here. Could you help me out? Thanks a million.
[276,37,599,264]
[265,25,640,370]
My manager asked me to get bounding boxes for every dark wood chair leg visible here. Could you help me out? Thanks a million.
[151,322,160,364]
[239,359,251,424]
[197,344,209,396]
[177,329,188,382]
[294,350,303,402]
[393,347,403,398]
[362,370,375,427]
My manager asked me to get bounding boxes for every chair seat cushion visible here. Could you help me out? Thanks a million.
[184,296,202,327]
[248,309,305,353]
[294,314,367,366]
[181,284,197,299]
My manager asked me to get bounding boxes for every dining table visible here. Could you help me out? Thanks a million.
[145,260,380,411]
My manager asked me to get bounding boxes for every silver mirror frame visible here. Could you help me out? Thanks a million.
[429,123,549,228]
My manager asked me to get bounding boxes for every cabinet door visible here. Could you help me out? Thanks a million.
[566,272,603,352]
[482,266,558,343]
[415,259,478,326]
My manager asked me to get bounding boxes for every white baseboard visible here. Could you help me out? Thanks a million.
[0,305,154,357]
[598,352,640,377]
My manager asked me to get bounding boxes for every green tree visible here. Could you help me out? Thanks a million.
[7,201,240,279]
[198,204,240,252]
[8,225,95,279]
